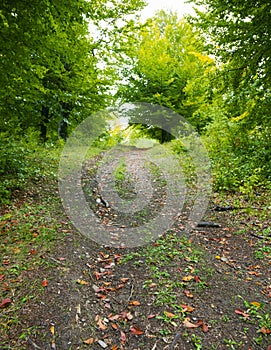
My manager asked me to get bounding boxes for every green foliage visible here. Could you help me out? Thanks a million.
[203,106,271,191]
[117,11,214,141]
[0,132,60,204]
[0,0,145,141]
[187,0,271,191]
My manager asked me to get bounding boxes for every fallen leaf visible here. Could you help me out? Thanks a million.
[29,249,37,255]
[0,298,11,308]
[50,325,55,335]
[112,323,118,330]
[108,314,120,321]
[0,274,5,281]
[196,320,209,333]
[235,309,249,318]
[129,300,140,306]
[182,275,194,282]
[250,301,261,308]
[103,282,111,286]
[194,276,201,283]
[130,326,144,335]
[183,318,198,328]
[120,278,129,283]
[111,345,119,350]
[41,279,48,287]
[95,315,107,330]
[121,311,133,320]
[120,330,126,344]
[181,304,195,312]
[184,290,194,298]
[148,283,156,288]
[260,326,271,334]
[147,314,156,319]
[164,311,175,318]
[77,279,88,285]
[83,337,94,344]
[248,271,261,276]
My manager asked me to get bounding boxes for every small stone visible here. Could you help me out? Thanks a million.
[98,339,108,348]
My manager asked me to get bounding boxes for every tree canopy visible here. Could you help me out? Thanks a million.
[0,0,145,140]
[117,11,214,141]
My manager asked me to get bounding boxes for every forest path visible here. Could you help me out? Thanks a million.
[1,148,271,350]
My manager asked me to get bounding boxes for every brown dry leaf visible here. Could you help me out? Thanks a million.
[147,314,156,319]
[111,345,119,350]
[83,337,94,344]
[194,275,201,283]
[120,278,129,283]
[260,326,271,334]
[29,249,37,255]
[182,275,194,282]
[95,315,107,330]
[235,309,249,318]
[97,294,107,300]
[129,300,141,306]
[121,311,133,320]
[183,318,198,328]
[0,298,11,308]
[181,304,195,312]
[41,279,48,287]
[148,283,156,288]
[248,271,261,276]
[184,290,194,298]
[103,281,111,286]
[196,320,209,333]
[108,314,120,321]
[112,323,118,330]
[120,330,126,344]
[130,326,144,335]
[77,279,88,285]
[164,311,175,318]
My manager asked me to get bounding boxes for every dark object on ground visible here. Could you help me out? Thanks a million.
[197,221,221,228]
[214,205,235,211]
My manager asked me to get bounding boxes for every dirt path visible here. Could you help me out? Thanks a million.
[1,148,270,350]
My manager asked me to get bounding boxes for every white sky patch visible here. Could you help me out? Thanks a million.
[140,0,196,21]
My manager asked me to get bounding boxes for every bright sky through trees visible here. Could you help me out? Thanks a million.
[140,0,195,20]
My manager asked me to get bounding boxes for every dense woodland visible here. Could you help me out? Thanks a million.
[0,0,270,202]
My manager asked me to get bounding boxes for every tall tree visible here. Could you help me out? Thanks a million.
[0,0,145,140]
[117,11,214,141]
[189,0,271,128]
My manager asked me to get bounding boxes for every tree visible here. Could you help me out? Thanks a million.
[189,0,271,128]
[188,0,271,189]
[117,11,214,141]
[0,0,146,141]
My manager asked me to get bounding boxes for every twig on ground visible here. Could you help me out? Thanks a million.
[249,232,270,240]
[27,338,42,349]
[127,283,134,304]
[170,333,180,349]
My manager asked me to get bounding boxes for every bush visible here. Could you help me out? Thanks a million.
[0,132,60,204]
[204,119,271,192]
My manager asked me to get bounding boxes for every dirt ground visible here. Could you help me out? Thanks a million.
[1,149,270,350]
